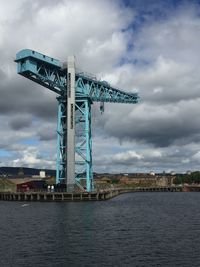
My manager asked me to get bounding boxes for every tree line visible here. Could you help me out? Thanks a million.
[173,172,200,184]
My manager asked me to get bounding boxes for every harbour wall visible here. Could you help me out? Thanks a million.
[0,186,184,202]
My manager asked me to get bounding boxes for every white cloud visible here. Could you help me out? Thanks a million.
[192,151,200,161]
[12,146,55,169]
[114,150,143,161]
[132,3,200,65]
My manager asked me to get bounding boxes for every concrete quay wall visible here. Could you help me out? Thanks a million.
[0,187,183,202]
[0,190,120,202]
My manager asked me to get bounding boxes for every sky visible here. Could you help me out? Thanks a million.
[0,0,200,173]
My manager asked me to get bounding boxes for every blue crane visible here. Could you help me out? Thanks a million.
[15,49,139,192]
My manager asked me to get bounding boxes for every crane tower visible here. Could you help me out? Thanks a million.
[15,49,139,192]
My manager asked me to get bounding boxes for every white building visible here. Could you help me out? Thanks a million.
[39,171,46,178]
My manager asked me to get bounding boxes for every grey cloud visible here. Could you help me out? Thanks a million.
[9,115,32,130]
[106,58,200,106]
[93,142,198,173]
[100,100,200,147]
[37,127,57,141]
[131,3,200,64]
[0,68,6,80]
[0,77,57,120]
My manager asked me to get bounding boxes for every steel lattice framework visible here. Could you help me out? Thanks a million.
[15,49,139,192]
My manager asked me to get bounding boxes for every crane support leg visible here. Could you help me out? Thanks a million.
[56,97,67,184]
[56,56,76,192]
[56,59,93,192]
[75,98,93,192]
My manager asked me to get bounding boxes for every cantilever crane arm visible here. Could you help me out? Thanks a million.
[76,74,139,104]
[15,49,65,95]
[15,49,139,104]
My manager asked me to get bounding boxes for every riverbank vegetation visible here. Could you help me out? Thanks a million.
[173,172,200,184]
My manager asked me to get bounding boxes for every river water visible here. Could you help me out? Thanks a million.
[0,192,200,267]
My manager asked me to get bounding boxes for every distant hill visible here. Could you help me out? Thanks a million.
[0,167,56,177]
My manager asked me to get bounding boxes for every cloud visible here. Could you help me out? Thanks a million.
[95,3,200,150]
[0,0,134,170]
[114,150,144,162]
[1,0,200,173]
[37,125,57,141]
[9,114,32,130]
[100,98,200,147]
[91,1,200,173]
[11,146,56,169]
